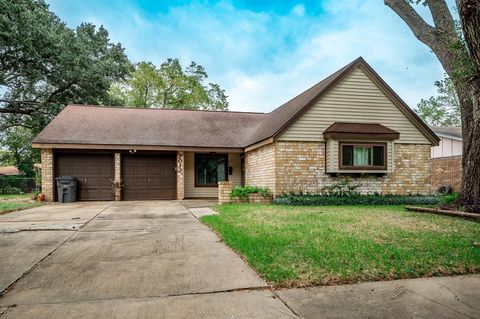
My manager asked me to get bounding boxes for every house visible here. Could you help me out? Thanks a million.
[430,127,462,192]
[0,166,24,176]
[32,57,439,202]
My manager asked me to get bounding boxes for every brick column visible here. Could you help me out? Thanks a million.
[218,181,232,204]
[176,151,184,200]
[41,149,54,202]
[114,153,121,201]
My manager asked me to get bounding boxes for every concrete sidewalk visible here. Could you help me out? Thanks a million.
[278,275,480,319]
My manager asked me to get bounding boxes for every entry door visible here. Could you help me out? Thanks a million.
[55,153,114,201]
[122,154,176,200]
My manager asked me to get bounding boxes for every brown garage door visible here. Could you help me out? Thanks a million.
[122,154,176,200]
[55,153,114,201]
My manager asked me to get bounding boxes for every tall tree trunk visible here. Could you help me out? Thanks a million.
[385,0,480,209]
[457,0,480,207]
[456,81,480,206]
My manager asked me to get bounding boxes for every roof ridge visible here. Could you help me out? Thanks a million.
[67,104,266,115]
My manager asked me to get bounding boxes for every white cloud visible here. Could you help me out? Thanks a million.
[292,4,306,17]
[47,0,445,113]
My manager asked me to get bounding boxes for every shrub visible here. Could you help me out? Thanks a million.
[441,192,459,205]
[0,186,23,195]
[273,193,440,206]
[230,186,272,200]
[0,176,37,193]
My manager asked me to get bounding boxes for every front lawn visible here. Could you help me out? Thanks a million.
[201,204,480,287]
[0,193,40,214]
[0,193,33,200]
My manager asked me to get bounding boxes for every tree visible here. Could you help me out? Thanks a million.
[0,127,37,176]
[385,0,480,208]
[110,59,228,111]
[415,75,461,127]
[0,0,132,133]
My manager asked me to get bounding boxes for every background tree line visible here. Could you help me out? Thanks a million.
[0,0,228,177]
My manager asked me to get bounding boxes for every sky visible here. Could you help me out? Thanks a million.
[46,0,450,113]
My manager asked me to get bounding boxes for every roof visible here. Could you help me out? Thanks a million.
[431,127,462,140]
[33,106,266,149]
[33,57,439,149]
[0,166,23,176]
[323,122,400,140]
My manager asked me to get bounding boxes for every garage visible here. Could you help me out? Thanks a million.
[55,153,114,201]
[122,154,177,200]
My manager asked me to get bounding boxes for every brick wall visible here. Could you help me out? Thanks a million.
[245,141,433,196]
[245,143,276,194]
[41,149,54,201]
[431,155,462,192]
[275,141,325,195]
[381,144,431,194]
[218,181,232,204]
[275,141,385,195]
[177,151,185,200]
[114,153,121,201]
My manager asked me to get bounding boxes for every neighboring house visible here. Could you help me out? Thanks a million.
[0,166,24,176]
[430,127,463,192]
[32,57,439,202]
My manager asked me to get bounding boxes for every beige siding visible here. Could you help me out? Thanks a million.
[184,152,241,198]
[279,66,431,144]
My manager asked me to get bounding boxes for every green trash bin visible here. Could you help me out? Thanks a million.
[56,176,77,203]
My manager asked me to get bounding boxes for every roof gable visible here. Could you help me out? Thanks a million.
[270,57,439,145]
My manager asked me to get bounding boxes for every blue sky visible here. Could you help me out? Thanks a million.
[47,0,448,112]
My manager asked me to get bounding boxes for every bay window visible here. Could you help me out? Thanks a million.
[340,143,386,170]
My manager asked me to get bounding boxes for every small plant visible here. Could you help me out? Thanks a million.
[441,192,459,205]
[321,178,363,196]
[230,186,272,200]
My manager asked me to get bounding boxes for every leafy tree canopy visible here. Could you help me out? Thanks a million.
[0,0,132,133]
[109,59,228,111]
[0,127,37,176]
[415,75,461,127]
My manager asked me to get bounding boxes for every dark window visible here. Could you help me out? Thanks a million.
[195,154,228,187]
[342,145,354,166]
[340,143,386,170]
[373,146,385,166]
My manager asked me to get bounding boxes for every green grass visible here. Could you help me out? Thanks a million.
[0,201,39,214]
[0,193,39,213]
[0,193,33,200]
[201,204,480,287]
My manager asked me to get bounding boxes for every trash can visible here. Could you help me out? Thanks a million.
[56,176,77,203]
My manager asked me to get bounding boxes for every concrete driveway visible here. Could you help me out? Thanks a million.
[0,201,297,319]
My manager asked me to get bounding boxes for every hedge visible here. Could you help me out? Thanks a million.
[0,176,37,194]
[273,194,441,206]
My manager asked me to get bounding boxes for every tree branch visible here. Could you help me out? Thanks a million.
[426,0,456,36]
[384,0,437,48]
